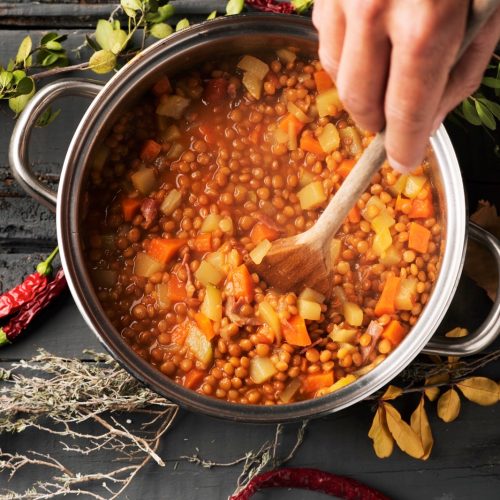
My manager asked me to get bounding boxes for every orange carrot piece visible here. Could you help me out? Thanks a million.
[194,233,212,253]
[302,372,334,393]
[283,315,312,347]
[395,194,412,214]
[314,70,334,92]
[147,238,186,265]
[183,369,206,389]
[336,158,356,179]
[121,197,142,222]
[167,274,187,302]
[249,123,263,145]
[300,132,325,155]
[152,76,172,96]
[409,197,435,219]
[408,222,431,254]
[171,323,189,345]
[195,312,216,340]
[347,205,361,224]
[374,275,401,316]
[250,222,279,245]
[231,264,254,302]
[279,113,305,135]
[140,139,162,162]
[382,320,406,346]
[411,164,425,175]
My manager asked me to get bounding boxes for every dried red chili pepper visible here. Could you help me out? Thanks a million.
[0,247,59,318]
[0,268,67,347]
[245,0,295,14]
[230,467,390,500]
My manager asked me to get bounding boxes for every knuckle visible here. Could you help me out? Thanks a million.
[385,101,428,132]
[462,76,482,97]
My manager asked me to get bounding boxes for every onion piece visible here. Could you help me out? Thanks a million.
[361,321,384,361]
[279,378,301,403]
[237,55,270,80]
[160,189,182,215]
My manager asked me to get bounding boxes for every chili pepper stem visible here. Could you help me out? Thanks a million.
[36,247,59,276]
[0,328,9,346]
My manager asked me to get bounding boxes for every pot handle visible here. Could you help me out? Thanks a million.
[9,79,103,213]
[423,221,500,356]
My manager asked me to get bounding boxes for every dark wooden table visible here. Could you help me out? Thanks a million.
[1,2,500,499]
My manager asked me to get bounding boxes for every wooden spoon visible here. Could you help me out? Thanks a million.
[251,0,500,298]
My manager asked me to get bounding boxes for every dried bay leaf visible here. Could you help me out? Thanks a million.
[445,327,468,338]
[410,397,433,460]
[384,403,424,459]
[381,385,403,401]
[437,388,461,422]
[368,406,394,458]
[457,377,499,406]
[424,372,450,402]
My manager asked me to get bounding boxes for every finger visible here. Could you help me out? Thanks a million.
[313,0,345,81]
[384,1,468,172]
[432,6,500,133]
[335,1,391,132]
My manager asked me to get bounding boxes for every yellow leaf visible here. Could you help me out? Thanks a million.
[383,403,424,459]
[445,327,468,338]
[381,385,403,401]
[456,377,499,406]
[368,406,394,458]
[424,372,450,402]
[410,397,433,460]
[437,388,461,422]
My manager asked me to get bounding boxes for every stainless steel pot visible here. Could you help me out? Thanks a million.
[9,14,500,422]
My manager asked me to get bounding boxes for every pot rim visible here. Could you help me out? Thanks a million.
[57,13,467,423]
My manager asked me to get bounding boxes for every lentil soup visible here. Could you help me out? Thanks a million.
[84,50,442,405]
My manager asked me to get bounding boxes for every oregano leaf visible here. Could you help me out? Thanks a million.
[475,99,496,130]
[462,98,481,126]
[226,0,244,15]
[207,10,217,20]
[45,40,63,52]
[95,20,114,51]
[89,50,117,74]
[292,0,314,13]
[121,0,142,18]
[9,83,35,115]
[36,107,61,127]
[477,98,500,121]
[15,77,34,96]
[481,76,500,89]
[16,36,32,64]
[176,18,190,31]
[437,388,461,422]
[150,23,174,40]
[0,70,13,88]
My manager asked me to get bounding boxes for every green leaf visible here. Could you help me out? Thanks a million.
[496,63,500,98]
[42,53,60,67]
[45,40,63,52]
[12,70,26,83]
[291,0,314,13]
[9,84,35,115]
[121,0,142,18]
[147,3,175,23]
[462,98,481,126]
[95,20,114,51]
[16,36,32,64]
[0,70,13,88]
[150,23,174,40]
[85,34,101,51]
[25,55,33,68]
[207,10,217,20]
[482,76,500,89]
[7,59,15,72]
[176,18,190,31]
[475,99,496,130]
[36,107,61,127]
[41,32,67,45]
[113,20,121,30]
[15,77,34,96]
[108,29,128,55]
[89,49,117,74]
[477,98,500,121]
[226,0,244,15]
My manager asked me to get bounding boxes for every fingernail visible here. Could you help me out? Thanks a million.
[387,155,413,174]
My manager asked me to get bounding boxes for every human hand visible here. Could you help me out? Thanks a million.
[313,0,500,172]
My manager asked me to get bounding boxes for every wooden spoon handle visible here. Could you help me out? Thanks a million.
[309,0,500,246]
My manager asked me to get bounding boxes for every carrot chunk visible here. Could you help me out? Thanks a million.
[302,372,334,394]
[395,194,412,214]
[300,132,325,155]
[195,312,216,340]
[183,369,206,389]
[194,233,212,253]
[347,205,361,224]
[279,113,305,134]
[147,238,186,265]
[336,158,356,179]
[382,320,406,346]
[409,197,435,219]
[167,274,187,302]
[231,264,254,302]
[152,76,172,96]
[121,197,142,221]
[171,323,189,345]
[313,70,334,92]
[408,222,431,253]
[140,139,162,162]
[250,222,279,245]
[374,275,401,316]
[283,315,312,347]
